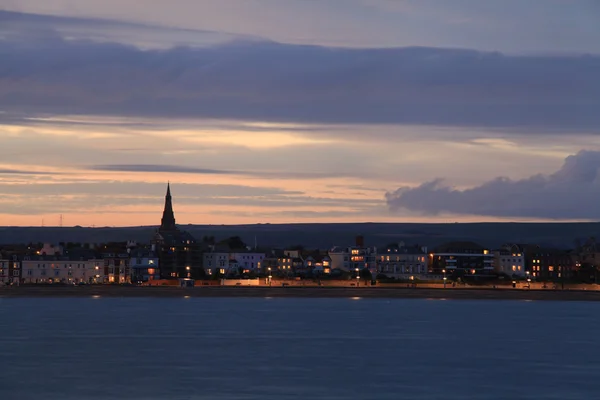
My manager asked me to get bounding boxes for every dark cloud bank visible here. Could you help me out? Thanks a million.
[1,11,599,131]
[386,151,600,219]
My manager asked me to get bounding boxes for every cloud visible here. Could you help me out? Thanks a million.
[0,168,56,175]
[4,1,600,52]
[87,164,356,180]
[385,150,600,219]
[89,164,235,175]
[0,180,381,216]
[0,10,256,48]
[1,12,599,131]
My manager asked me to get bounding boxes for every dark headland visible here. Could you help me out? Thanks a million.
[2,222,600,249]
[3,286,600,301]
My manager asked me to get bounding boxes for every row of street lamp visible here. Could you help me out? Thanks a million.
[262,266,533,289]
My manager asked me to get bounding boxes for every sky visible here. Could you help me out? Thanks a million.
[0,0,599,227]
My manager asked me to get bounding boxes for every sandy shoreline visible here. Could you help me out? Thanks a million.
[2,286,600,301]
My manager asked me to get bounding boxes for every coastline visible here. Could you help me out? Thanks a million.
[3,286,600,301]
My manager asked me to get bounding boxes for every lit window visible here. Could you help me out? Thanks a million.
[512,266,516,271]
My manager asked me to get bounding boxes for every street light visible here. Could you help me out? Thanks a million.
[267,267,272,287]
[442,269,446,288]
[526,271,531,289]
[355,267,360,287]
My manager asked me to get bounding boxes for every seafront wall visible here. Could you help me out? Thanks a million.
[3,285,600,301]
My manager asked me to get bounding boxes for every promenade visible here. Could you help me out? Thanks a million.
[3,285,600,301]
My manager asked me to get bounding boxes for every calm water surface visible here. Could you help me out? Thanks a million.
[1,297,599,400]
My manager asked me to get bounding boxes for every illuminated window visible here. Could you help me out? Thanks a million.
[549,266,554,272]
[512,266,516,271]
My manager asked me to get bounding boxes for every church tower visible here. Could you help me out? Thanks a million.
[160,183,177,232]
[154,183,205,280]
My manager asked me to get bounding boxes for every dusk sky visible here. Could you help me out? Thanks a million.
[1,0,599,226]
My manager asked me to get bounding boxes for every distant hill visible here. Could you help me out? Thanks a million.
[0,223,599,250]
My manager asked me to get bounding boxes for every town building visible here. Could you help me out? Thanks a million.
[303,253,332,275]
[261,250,303,276]
[152,184,205,279]
[100,247,131,284]
[329,236,377,275]
[204,248,265,276]
[6,256,20,285]
[130,248,160,283]
[38,243,63,256]
[376,243,428,279]
[493,244,526,277]
[20,255,103,284]
[0,258,16,284]
[526,246,574,282]
[429,241,494,278]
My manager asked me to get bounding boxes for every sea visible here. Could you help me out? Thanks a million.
[1,297,599,400]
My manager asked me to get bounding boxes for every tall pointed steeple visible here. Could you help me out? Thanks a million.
[160,182,177,232]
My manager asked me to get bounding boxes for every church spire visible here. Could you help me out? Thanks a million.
[160,182,177,232]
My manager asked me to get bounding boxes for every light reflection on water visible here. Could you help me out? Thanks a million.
[1,298,600,400]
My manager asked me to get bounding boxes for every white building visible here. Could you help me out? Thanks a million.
[38,243,63,256]
[20,256,104,284]
[376,243,428,278]
[494,245,526,277]
[203,251,265,276]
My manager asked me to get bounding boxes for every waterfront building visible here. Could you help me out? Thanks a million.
[493,244,526,277]
[261,249,303,276]
[376,243,428,279]
[303,253,332,275]
[329,236,377,275]
[203,248,265,276]
[130,248,160,283]
[6,256,20,285]
[100,247,131,284]
[152,184,205,279]
[429,242,494,278]
[526,246,574,282]
[20,255,103,284]
[0,258,14,284]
